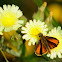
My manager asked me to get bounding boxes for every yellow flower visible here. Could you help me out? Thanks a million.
[0,4,23,33]
[21,19,48,46]
[47,26,62,59]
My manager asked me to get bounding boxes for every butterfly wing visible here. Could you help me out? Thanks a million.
[45,36,59,49]
[35,40,47,56]
[35,36,59,56]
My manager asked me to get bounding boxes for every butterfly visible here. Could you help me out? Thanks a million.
[35,33,59,56]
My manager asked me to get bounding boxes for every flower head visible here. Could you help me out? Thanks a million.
[21,19,48,46]
[0,4,23,33]
[47,26,62,59]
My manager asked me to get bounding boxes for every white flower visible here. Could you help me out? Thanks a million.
[21,19,48,46]
[0,26,4,35]
[0,4,23,33]
[47,26,62,59]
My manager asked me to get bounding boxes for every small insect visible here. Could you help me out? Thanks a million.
[35,33,59,56]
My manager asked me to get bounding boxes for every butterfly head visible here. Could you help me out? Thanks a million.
[38,33,43,37]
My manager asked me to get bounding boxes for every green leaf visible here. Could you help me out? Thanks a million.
[6,48,22,57]
[0,36,4,46]
[34,0,43,7]
[52,17,61,27]
[33,10,44,21]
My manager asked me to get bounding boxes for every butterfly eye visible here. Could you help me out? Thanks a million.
[38,33,43,37]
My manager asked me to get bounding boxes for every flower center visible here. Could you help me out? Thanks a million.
[29,26,40,36]
[0,10,17,27]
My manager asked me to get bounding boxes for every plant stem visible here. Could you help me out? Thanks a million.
[0,48,9,62]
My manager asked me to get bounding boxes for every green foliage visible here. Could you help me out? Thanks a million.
[44,8,61,27]
[34,0,61,27]
[19,16,27,26]
[34,0,43,7]
[33,10,44,22]
[6,34,23,57]
[0,36,4,47]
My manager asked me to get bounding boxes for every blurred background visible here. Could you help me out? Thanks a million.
[47,0,62,25]
[0,0,62,62]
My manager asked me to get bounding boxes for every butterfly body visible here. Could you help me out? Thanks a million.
[35,33,59,56]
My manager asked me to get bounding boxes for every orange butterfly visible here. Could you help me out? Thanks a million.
[35,33,59,56]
